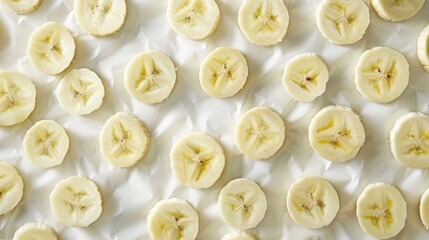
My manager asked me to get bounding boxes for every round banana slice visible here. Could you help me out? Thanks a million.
[356,182,407,239]
[420,186,429,229]
[235,107,285,160]
[199,47,248,98]
[286,176,339,229]
[13,222,59,240]
[417,23,429,73]
[0,71,36,127]
[0,162,24,216]
[147,198,199,240]
[1,0,42,14]
[23,120,70,168]
[125,50,176,104]
[221,231,257,240]
[74,0,127,37]
[170,133,225,189]
[167,0,220,40]
[355,47,409,103]
[27,22,75,75]
[238,0,289,47]
[372,0,425,22]
[218,178,267,229]
[100,112,150,168]
[49,176,102,227]
[309,105,365,162]
[57,68,105,115]
[282,53,329,102]
[390,112,429,168]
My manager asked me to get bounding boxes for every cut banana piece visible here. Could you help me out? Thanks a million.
[27,22,76,75]
[218,178,267,229]
[420,186,429,229]
[199,47,248,98]
[417,23,429,73]
[125,50,176,104]
[390,112,429,168]
[147,198,199,240]
[1,0,42,14]
[221,231,257,240]
[372,0,425,22]
[235,107,285,160]
[170,133,225,189]
[238,0,289,47]
[0,162,24,216]
[23,120,69,168]
[355,47,409,103]
[356,182,407,239]
[57,68,105,115]
[13,222,59,240]
[74,0,127,37]
[309,105,365,162]
[100,112,150,168]
[282,53,329,102]
[0,71,36,127]
[167,0,220,40]
[287,176,339,229]
[50,176,102,227]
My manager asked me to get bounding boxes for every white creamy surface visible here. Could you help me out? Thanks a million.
[1,0,429,239]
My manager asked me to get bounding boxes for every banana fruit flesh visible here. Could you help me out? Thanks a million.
[420,186,429,229]
[0,162,24,216]
[372,0,425,22]
[417,23,429,73]
[13,222,59,240]
[1,0,42,14]
[221,231,257,240]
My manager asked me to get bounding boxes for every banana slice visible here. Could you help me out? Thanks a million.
[13,222,58,240]
[221,231,257,240]
[100,112,150,168]
[355,47,409,103]
[199,47,248,98]
[27,22,76,75]
[23,120,69,168]
[372,0,425,22]
[74,0,127,37]
[218,178,267,229]
[235,107,285,160]
[49,176,102,227]
[309,105,366,162]
[282,53,329,102]
[238,0,289,47]
[167,0,220,40]
[1,0,42,14]
[147,198,199,240]
[0,162,24,216]
[57,68,105,115]
[417,23,429,73]
[0,71,36,127]
[420,186,429,229]
[286,176,339,229]
[125,50,176,104]
[356,182,407,239]
[390,112,429,168]
[170,133,225,189]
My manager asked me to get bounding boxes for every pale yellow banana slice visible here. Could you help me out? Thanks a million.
[238,0,289,47]
[27,22,75,75]
[13,222,59,240]
[167,0,220,40]
[372,0,425,22]
[125,50,176,104]
[417,23,429,73]
[221,231,257,240]
[355,46,409,103]
[57,68,105,115]
[49,176,102,227]
[235,107,285,160]
[317,0,370,45]
[390,112,429,168]
[287,176,339,229]
[170,133,225,189]
[218,178,267,229]
[0,162,24,216]
[147,198,199,240]
[74,0,127,37]
[199,47,248,98]
[100,112,150,168]
[1,0,42,14]
[420,186,429,229]
[309,105,366,162]
[0,71,36,127]
[282,53,329,102]
[356,182,407,239]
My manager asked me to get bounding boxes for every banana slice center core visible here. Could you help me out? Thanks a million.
[364,201,394,228]
[404,130,429,155]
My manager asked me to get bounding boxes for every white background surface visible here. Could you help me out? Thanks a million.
[0,0,429,239]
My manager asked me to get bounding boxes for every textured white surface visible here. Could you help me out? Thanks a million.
[0,0,429,239]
